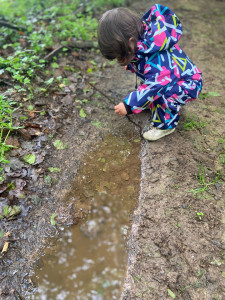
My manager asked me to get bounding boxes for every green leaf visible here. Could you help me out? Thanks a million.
[24,153,36,164]
[4,206,9,217]
[168,289,176,299]
[91,121,102,128]
[50,213,57,225]
[79,109,87,118]
[0,229,4,237]
[45,77,54,85]
[133,139,141,143]
[53,139,67,150]
[222,271,225,278]
[51,62,59,69]
[48,167,61,173]
[28,104,34,111]
[208,91,221,97]
[24,77,31,85]
[44,175,52,185]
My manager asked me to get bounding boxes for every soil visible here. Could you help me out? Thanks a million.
[0,0,225,299]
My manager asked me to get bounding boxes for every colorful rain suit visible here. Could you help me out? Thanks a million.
[124,4,203,129]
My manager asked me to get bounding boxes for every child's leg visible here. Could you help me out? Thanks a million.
[143,98,179,141]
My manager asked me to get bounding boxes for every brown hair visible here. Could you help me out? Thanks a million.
[98,8,143,63]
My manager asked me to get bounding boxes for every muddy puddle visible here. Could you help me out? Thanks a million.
[31,134,141,300]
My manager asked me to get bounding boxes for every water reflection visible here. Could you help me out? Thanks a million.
[32,135,140,300]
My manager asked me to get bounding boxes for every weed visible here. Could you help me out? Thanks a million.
[0,95,21,165]
[195,211,204,220]
[189,164,221,194]
[50,213,57,226]
[183,116,208,130]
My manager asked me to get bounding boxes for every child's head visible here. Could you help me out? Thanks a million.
[98,7,143,66]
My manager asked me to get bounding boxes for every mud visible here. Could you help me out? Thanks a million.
[0,0,225,299]
[31,135,140,299]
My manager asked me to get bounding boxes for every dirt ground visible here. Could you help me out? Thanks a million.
[0,0,225,299]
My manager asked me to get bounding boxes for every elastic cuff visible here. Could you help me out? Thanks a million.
[124,102,133,115]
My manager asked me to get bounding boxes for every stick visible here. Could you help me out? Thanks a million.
[68,39,98,49]
[0,20,26,32]
[44,45,64,61]
[86,80,143,137]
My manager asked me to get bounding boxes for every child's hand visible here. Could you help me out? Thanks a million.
[114,102,127,116]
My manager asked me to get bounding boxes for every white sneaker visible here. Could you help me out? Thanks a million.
[143,127,175,141]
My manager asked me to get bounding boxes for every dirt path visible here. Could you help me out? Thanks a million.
[0,0,225,299]
[120,0,225,299]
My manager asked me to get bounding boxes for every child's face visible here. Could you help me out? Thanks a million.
[117,38,136,66]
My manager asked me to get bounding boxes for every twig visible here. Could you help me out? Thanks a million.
[0,20,26,32]
[87,80,116,105]
[68,39,98,49]
[44,45,64,61]
[0,79,14,87]
[86,80,143,137]
[0,275,7,282]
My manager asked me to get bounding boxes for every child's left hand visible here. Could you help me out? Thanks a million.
[114,102,127,116]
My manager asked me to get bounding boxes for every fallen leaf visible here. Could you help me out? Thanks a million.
[4,205,22,219]
[24,153,36,164]
[53,139,67,150]
[168,289,176,299]
[5,136,20,147]
[1,241,9,253]
[79,109,86,118]
[48,167,61,173]
[61,95,72,105]
[91,121,102,128]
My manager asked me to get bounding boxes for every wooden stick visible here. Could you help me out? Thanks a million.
[0,20,26,31]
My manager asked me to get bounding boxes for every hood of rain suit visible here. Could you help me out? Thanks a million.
[136,4,183,57]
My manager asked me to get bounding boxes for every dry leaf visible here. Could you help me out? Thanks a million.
[2,241,9,253]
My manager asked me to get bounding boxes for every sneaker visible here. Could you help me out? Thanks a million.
[143,127,175,141]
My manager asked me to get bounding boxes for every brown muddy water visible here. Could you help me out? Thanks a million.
[31,134,141,300]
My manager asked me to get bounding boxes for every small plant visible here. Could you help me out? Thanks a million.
[189,164,222,194]
[195,211,204,220]
[0,95,21,164]
[50,213,57,225]
[183,116,208,130]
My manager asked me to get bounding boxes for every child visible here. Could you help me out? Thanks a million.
[98,4,203,141]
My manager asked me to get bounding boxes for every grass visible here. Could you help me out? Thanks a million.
[189,164,222,194]
[183,115,208,130]
[0,95,21,165]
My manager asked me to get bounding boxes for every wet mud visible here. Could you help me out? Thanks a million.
[31,135,140,299]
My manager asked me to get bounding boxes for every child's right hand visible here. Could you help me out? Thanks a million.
[114,102,127,116]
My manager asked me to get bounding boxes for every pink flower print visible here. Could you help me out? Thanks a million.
[153,31,167,47]
[165,112,171,120]
[156,66,171,86]
[192,73,201,81]
[177,80,185,86]
[161,103,167,109]
[171,29,177,39]
[154,9,165,22]
[138,84,148,91]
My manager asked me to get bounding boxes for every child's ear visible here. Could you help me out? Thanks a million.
[129,37,136,53]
